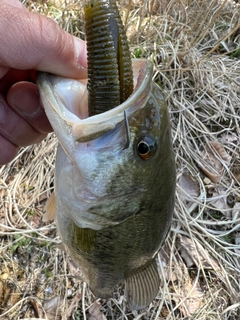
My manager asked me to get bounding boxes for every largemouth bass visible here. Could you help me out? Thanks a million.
[37,0,176,310]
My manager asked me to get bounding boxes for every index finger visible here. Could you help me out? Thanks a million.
[0,2,87,79]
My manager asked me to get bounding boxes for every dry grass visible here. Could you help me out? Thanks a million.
[1,0,240,319]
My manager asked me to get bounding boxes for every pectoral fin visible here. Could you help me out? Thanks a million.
[43,192,56,221]
[125,259,160,310]
[73,223,96,254]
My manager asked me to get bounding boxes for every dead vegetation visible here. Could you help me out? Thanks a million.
[0,0,240,319]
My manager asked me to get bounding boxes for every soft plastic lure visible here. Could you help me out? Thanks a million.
[84,0,134,116]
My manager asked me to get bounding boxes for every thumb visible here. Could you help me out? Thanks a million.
[0,1,87,78]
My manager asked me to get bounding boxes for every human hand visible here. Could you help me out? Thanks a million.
[0,0,87,165]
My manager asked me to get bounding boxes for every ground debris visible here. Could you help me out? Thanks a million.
[88,301,107,320]
[178,172,200,201]
[43,296,64,320]
[176,235,220,270]
[1,0,240,319]
[174,278,204,317]
[198,141,231,183]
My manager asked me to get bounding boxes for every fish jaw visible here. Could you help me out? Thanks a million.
[37,59,151,146]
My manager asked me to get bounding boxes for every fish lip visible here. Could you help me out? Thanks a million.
[37,59,153,142]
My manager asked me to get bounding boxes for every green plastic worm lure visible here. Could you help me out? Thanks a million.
[84,0,134,115]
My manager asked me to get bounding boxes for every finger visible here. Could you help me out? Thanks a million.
[0,94,47,147]
[0,2,87,79]
[7,82,52,134]
[0,66,9,79]
[1,0,24,9]
[0,135,19,166]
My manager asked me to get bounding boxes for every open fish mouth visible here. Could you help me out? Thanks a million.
[37,59,153,143]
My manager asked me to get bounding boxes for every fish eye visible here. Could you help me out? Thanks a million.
[137,136,156,160]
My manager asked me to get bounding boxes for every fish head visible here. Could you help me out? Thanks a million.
[37,59,175,230]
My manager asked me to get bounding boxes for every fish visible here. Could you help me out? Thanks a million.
[36,0,176,310]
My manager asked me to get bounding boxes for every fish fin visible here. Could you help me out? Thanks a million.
[125,259,160,311]
[73,223,96,254]
[43,192,56,221]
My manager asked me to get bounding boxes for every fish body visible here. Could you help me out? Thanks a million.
[37,59,176,309]
[37,0,175,310]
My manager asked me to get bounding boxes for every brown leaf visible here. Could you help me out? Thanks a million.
[210,141,231,165]
[30,299,44,318]
[175,279,204,317]
[31,213,42,229]
[67,293,82,318]
[43,296,64,320]
[209,187,232,218]
[198,141,231,183]
[88,301,107,320]
[0,280,22,308]
[177,235,220,270]
[219,133,238,144]
[178,173,200,200]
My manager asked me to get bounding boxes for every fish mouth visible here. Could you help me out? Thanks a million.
[37,59,153,143]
